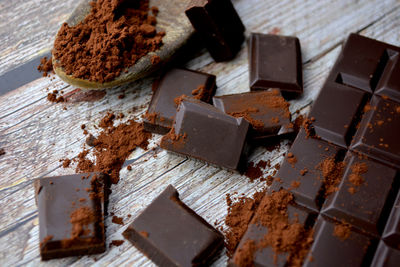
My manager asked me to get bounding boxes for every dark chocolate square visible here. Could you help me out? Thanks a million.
[350,95,400,169]
[122,185,224,267]
[375,51,400,103]
[321,152,399,235]
[382,190,400,248]
[371,241,400,267]
[160,98,250,171]
[249,33,302,95]
[309,82,367,147]
[144,68,216,134]
[34,173,108,260]
[303,216,375,267]
[273,129,343,212]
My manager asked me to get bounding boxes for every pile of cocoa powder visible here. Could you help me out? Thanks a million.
[53,0,164,83]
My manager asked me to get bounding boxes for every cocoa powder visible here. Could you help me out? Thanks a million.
[224,191,265,257]
[71,113,152,184]
[37,56,53,77]
[347,162,367,194]
[53,0,165,83]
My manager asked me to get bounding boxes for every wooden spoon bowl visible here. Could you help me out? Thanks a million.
[52,0,194,89]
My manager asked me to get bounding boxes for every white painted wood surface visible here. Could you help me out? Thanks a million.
[1,0,400,266]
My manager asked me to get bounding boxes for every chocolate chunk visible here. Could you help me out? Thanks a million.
[34,173,108,260]
[371,241,400,267]
[160,98,250,171]
[351,95,400,169]
[383,189,400,247]
[322,152,399,235]
[309,82,367,147]
[273,129,343,211]
[303,216,375,267]
[213,89,293,140]
[332,34,400,93]
[249,33,303,95]
[143,68,216,134]
[122,185,224,266]
[185,0,245,62]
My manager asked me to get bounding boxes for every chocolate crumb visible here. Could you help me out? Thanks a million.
[112,216,124,225]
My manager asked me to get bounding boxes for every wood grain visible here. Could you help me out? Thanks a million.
[0,0,400,266]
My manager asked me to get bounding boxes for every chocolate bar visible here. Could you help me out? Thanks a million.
[232,34,400,266]
[34,173,108,260]
[185,0,245,62]
[143,68,216,134]
[213,89,293,140]
[249,33,303,96]
[160,98,250,171]
[122,185,224,266]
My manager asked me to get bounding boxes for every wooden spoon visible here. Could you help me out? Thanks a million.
[52,0,194,89]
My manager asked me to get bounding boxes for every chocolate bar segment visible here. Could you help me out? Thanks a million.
[382,190,400,247]
[122,185,224,267]
[160,98,249,171]
[213,89,293,140]
[321,152,399,235]
[249,33,302,95]
[309,82,367,147]
[332,34,400,93]
[144,68,216,134]
[375,52,400,103]
[371,241,400,267]
[303,216,375,267]
[350,95,400,169]
[185,0,245,62]
[34,173,108,260]
[273,129,343,211]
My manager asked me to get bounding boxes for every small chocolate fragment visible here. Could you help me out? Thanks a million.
[321,152,399,235]
[122,185,224,267]
[185,0,245,62]
[351,95,400,169]
[161,98,250,171]
[34,173,108,260]
[273,129,343,211]
[303,216,374,267]
[249,33,303,95]
[213,89,293,140]
[309,82,367,147]
[144,68,216,134]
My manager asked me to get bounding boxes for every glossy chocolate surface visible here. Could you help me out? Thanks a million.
[122,185,224,267]
[34,173,107,260]
[160,98,249,171]
[249,33,302,95]
[144,68,216,134]
[213,89,293,140]
[185,0,245,62]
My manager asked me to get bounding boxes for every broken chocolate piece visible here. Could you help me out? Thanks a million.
[34,173,108,260]
[144,68,216,134]
[213,89,293,140]
[185,0,245,62]
[161,98,250,171]
[122,185,224,267]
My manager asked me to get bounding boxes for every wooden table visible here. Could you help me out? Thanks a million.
[1,0,399,266]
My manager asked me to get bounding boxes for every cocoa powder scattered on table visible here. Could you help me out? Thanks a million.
[71,113,152,184]
[53,0,165,83]
[224,190,265,257]
[37,57,53,77]
[233,190,314,267]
